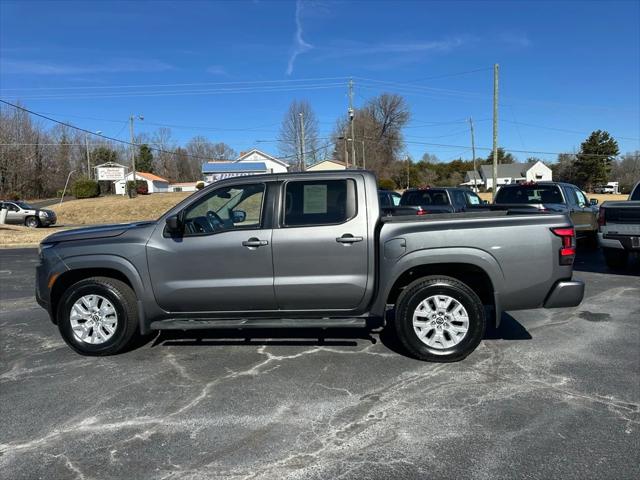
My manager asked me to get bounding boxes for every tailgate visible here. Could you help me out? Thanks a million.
[603,203,640,234]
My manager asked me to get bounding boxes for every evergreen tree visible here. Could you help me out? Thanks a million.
[484,147,515,164]
[136,144,154,172]
[574,130,619,190]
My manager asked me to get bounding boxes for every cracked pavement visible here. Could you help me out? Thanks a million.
[1,248,639,479]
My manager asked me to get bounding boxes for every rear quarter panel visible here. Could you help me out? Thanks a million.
[373,212,573,316]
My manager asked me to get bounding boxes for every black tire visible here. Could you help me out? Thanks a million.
[57,276,140,356]
[603,248,628,269]
[395,276,485,362]
[25,216,40,228]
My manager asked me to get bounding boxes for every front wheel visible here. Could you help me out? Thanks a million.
[57,277,140,356]
[25,216,40,228]
[395,276,486,362]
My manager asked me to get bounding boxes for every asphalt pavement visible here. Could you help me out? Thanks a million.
[0,248,638,479]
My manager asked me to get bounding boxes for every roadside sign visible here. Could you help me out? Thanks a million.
[96,165,126,181]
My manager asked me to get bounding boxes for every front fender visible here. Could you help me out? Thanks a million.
[371,247,505,319]
[61,254,152,333]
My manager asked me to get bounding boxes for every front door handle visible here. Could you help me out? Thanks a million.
[242,238,269,248]
[336,234,363,244]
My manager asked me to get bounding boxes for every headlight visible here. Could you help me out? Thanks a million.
[39,211,49,217]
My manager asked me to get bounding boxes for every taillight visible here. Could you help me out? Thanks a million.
[598,207,605,227]
[551,227,576,265]
[416,207,426,216]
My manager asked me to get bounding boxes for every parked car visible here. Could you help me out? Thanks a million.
[493,182,598,242]
[378,189,424,216]
[597,181,640,268]
[36,171,584,362]
[0,200,57,228]
[399,186,487,215]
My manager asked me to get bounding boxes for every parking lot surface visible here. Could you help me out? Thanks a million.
[1,248,639,479]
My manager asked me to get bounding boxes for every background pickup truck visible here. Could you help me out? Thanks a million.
[36,171,584,362]
[493,181,599,243]
[398,186,487,215]
[597,181,640,268]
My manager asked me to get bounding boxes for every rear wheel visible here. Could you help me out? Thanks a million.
[395,276,485,362]
[57,277,139,356]
[25,216,40,228]
[603,248,628,269]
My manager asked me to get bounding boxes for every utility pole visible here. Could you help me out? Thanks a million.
[492,64,499,200]
[406,156,410,189]
[361,140,366,170]
[348,78,356,168]
[469,117,477,192]
[299,112,306,171]
[343,131,349,168]
[85,134,91,179]
[129,115,143,186]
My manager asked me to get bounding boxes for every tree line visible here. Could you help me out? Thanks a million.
[1,94,636,200]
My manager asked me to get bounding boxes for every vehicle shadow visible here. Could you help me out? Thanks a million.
[572,246,640,276]
[150,313,531,355]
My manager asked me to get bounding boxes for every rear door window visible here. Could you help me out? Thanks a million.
[631,186,640,200]
[283,179,357,227]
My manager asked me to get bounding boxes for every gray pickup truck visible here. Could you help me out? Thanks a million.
[598,181,640,268]
[36,171,584,362]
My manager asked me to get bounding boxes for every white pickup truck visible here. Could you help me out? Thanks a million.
[598,181,640,268]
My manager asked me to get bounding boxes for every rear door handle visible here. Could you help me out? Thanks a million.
[336,234,363,244]
[242,238,269,248]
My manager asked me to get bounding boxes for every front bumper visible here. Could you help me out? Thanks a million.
[544,280,585,308]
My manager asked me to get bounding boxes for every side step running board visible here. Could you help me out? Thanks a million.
[150,317,371,330]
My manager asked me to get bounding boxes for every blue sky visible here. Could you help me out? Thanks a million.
[1,0,638,162]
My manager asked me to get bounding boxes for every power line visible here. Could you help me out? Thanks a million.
[0,99,326,162]
[12,83,347,101]
[0,76,351,92]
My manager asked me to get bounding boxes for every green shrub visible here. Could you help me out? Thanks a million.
[72,179,100,199]
[377,178,396,191]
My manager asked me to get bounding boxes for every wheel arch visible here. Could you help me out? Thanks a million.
[373,248,505,326]
[50,255,145,327]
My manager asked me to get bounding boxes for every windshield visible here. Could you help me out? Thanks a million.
[631,185,640,200]
[494,185,564,204]
[400,190,450,206]
[14,201,33,209]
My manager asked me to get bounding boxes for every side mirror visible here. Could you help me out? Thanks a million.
[232,210,246,223]
[590,198,598,206]
[165,214,183,234]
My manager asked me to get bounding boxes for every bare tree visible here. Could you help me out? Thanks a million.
[278,99,320,169]
[332,93,410,178]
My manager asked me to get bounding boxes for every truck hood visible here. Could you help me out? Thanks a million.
[42,221,156,244]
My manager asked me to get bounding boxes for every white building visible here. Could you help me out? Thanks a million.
[236,149,289,173]
[462,161,552,191]
[114,171,170,195]
[169,182,198,192]
[306,159,347,171]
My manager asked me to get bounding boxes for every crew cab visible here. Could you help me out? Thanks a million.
[399,187,486,215]
[493,182,599,242]
[597,181,640,268]
[0,200,57,228]
[36,171,584,362]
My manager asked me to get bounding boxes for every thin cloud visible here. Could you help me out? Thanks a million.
[286,0,313,75]
[320,37,467,59]
[499,32,532,48]
[1,58,173,75]
[206,65,228,76]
